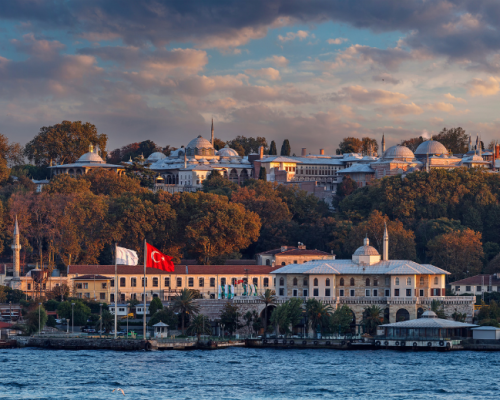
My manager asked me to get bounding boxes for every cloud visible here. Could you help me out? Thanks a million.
[466,77,500,96]
[443,93,466,103]
[426,102,455,113]
[236,55,289,68]
[372,73,400,85]
[327,38,348,45]
[244,67,281,81]
[381,103,424,116]
[278,30,310,42]
[337,85,408,105]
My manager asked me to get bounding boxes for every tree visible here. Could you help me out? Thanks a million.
[124,161,158,188]
[269,140,277,155]
[361,305,383,335]
[171,289,200,335]
[330,305,354,335]
[25,305,48,334]
[148,307,178,329]
[336,176,358,199]
[213,138,226,151]
[57,300,91,326]
[219,302,241,335]
[432,127,468,154]
[149,297,163,316]
[430,300,447,319]
[361,137,378,155]
[46,315,57,328]
[24,121,108,166]
[202,172,239,197]
[305,298,332,337]
[259,289,276,337]
[258,166,267,181]
[83,169,144,197]
[280,139,291,156]
[251,311,263,335]
[400,136,424,152]
[270,298,303,335]
[187,314,212,340]
[44,174,92,195]
[427,228,484,280]
[227,136,268,156]
[95,310,118,333]
[451,310,467,322]
[337,137,363,154]
[243,311,254,335]
[43,299,60,312]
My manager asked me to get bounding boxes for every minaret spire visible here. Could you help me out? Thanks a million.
[183,147,187,169]
[382,222,389,261]
[211,118,214,146]
[10,215,21,289]
[381,134,386,154]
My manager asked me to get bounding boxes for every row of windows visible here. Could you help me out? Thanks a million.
[279,276,440,287]
[280,288,440,298]
[110,277,268,288]
[457,285,498,292]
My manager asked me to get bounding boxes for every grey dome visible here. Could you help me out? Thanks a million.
[217,144,239,157]
[147,151,166,161]
[353,245,380,256]
[421,310,437,318]
[383,145,415,160]
[187,135,213,149]
[78,152,105,164]
[415,140,448,156]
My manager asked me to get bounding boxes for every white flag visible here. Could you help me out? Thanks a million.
[116,246,139,265]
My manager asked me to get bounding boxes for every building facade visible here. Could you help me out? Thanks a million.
[256,245,335,266]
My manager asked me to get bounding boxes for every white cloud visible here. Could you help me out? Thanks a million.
[327,38,348,45]
[244,67,281,81]
[278,30,309,43]
[466,77,500,97]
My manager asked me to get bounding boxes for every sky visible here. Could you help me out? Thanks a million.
[1,0,500,154]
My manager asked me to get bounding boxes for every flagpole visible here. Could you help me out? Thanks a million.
[114,242,117,339]
[143,239,147,340]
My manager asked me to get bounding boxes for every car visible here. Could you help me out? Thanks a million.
[120,313,134,320]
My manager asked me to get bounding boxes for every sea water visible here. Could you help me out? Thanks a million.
[0,347,497,399]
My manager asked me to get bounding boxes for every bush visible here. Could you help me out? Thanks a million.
[46,315,57,328]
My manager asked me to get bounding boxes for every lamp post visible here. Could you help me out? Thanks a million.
[99,303,103,338]
[9,301,11,322]
[126,303,130,338]
[38,303,42,336]
[71,302,75,334]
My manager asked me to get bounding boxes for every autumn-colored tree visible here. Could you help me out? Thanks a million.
[227,136,268,156]
[43,174,92,195]
[432,127,468,154]
[82,169,145,197]
[213,138,226,151]
[427,228,484,280]
[337,137,363,154]
[337,176,358,199]
[24,121,108,166]
[361,137,378,154]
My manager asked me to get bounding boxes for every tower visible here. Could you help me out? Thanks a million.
[183,147,187,168]
[10,216,21,289]
[381,134,386,154]
[468,135,472,152]
[382,222,389,261]
[211,118,214,146]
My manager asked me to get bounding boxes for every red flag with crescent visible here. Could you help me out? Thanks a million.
[146,243,175,272]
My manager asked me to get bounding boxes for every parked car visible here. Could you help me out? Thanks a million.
[120,313,134,320]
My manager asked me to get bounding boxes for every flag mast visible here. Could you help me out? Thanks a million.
[114,242,118,339]
[143,239,147,339]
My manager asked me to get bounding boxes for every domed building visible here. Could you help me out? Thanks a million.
[414,140,448,159]
[217,144,239,157]
[186,135,216,157]
[369,144,422,179]
[49,145,125,177]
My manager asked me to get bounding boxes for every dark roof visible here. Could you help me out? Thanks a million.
[450,274,500,286]
[180,259,257,265]
[257,247,331,256]
[68,264,277,275]
[72,274,112,280]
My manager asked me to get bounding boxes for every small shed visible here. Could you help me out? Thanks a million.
[153,322,169,339]
[472,326,500,340]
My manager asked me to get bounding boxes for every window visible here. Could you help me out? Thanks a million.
[365,289,371,296]
[419,289,424,296]
[419,277,424,285]
[177,278,182,287]
[76,283,83,289]
[131,293,137,300]
[373,289,378,297]
[131,278,136,287]
[373,279,378,287]
[350,278,355,286]
[313,288,319,297]
[100,293,106,300]
[263,278,269,287]
[293,260,297,264]
[339,289,344,297]
[340,278,344,286]
[350,289,355,297]
[279,288,285,296]
[326,278,330,287]
[266,259,271,266]
[303,289,308,297]
[27,284,31,290]
[210,278,215,287]
[253,278,258,286]
[455,286,460,292]
[83,283,88,289]
[221,278,226,286]
[151,277,157,287]
[281,262,286,266]
[303,278,308,286]
[385,277,390,286]
[232,278,237,286]
[407,278,411,285]
[406,289,412,296]
[385,289,390,297]
[199,278,204,287]
[120,278,126,287]
[477,286,482,292]
[279,277,285,286]
[165,277,170,287]
[325,288,331,296]
[434,277,438,285]
[188,278,194,287]
[293,278,298,286]
[142,277,147,287]
[366,278,370,286]
[120,294,125,302]
[84,293,90,299]
[110,279,114,288]
[292,289,298,297]
[395,278,399,285]
[394,289,400,297]
[101,283,107,289]
[110,294,115,302]
[487,286,492,291]
[314,278,318,286]
[77,293,83,299]
[466,286,471,292]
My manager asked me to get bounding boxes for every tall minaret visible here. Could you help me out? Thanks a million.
[10,216,21,289]
[183,147,187,168]
[382,222,389,261]
[381,134,386,154]
[468,135,472,152]
[211,118,214,146]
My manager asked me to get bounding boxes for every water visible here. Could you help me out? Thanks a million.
[0,348,498,399]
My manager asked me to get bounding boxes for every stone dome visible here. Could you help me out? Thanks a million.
[383,145,415,160]
[353,237,380,256]
[187,135,213,149]
[217,144,239,157]
[421,310,437,318]
[415,140,448,156]
[147,152,166,161]
[77,151,105,164]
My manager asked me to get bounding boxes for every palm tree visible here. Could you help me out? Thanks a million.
[259,289,276,337]
[186,314,212,341]
[95,310,116,333]
[172,289,200,335]
[431,299,447,319]
[306,299,332,338]
[361,305,383,335]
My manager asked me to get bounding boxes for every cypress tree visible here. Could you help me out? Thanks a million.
[259,166,267,181]
[269,140,277,155]
[280,139,291,156]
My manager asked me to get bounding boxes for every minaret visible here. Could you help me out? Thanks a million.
[183,147,187,168]
[479,136,482,157]
[382,222,389,261]
[10,216,21,289]
[468,135,472,152]
[211,118,214,146]
[381,134,386,154]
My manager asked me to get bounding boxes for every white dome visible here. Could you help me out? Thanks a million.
[147,152,166,161]
[187,135,213,150]
[415,140,448,156]
[209,158,219,164]
[78,152,105,164]
[217,144,239,157]
[353,237,380,256]
[383,145,415,160]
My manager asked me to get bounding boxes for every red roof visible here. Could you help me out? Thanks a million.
[68,264,277,275]
[257,247,331,256]
[72,274,111,280]
[450,274,500,286]
[0,322,13,329]
[179,259,256,265]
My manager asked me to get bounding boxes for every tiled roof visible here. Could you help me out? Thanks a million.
[257,247,331,256]
[381,317,477,329]
[449,274,500,286]
[72,274,111,280]
[68,264,277,276]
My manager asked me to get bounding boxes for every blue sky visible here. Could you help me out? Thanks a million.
[1,1,499,154]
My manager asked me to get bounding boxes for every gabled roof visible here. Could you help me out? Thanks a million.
[257,247,331,256]
[72,274,111,280]
[449,274,500,286]
[260,156,301,164]
[337,164,375,174]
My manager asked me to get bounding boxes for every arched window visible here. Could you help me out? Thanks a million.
[279,277,285,286]
[253,278,258,286]
[395,278,400,285]
[419,277,424,285]
[188,278,194,287]
[303,278,308,286]
[293,278,298,286]
[263,278,269,287]
[350,278,355,286]
[326,278,330,287]
[434,277,438,285]
[406,277,411,285]
[314,278,318,286]
[266,259,271,266]
[366,278,370,286]
[340,278,344,286]
[281,262,286,266]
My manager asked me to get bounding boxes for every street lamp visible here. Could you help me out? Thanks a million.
[71,302,75,334]
[99,303,103,338]
[38,303,42,336]
[9,301,12,322]
[126,303,130,338]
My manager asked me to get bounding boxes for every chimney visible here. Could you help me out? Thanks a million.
[301,148,307,156]
[320,149,325,155]
[496,142,499,158]
[259,146,264,159]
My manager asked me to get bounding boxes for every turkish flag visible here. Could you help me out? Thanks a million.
[146,243,175,272]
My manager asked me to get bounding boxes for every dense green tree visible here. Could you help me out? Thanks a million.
[306,298,333,337]
[25,305,48,334]
[149,297,164,316]
[361,137,378,154]
[269,140,277,155]
[432,127,468,154]
[259,289,276,337]
[462,206,483,233]
[280,139,291,156]
[57,301,91,326]
[227,136,267,156]
[219,302,242,335]
[337,137,363,154]
[336,176,358,200]
[258,166,267,181]
[361,305,383,335]
[95,310,119,333]
[414,218,464,263]
[202,171,239,197]
[269,298,303,335]
[329,305,354,335]
[187,314,212,340]
[148,307,178,329]
[46,315,57,328]
[171,289,200,335]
